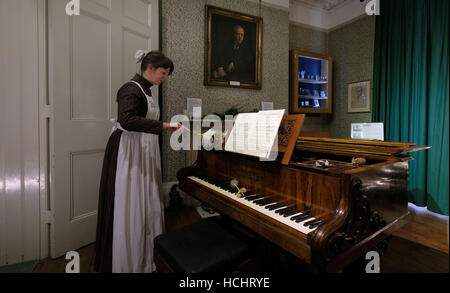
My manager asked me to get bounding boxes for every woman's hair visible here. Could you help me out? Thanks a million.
[140,51,174,75]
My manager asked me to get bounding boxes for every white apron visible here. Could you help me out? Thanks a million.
[112,81,164,273]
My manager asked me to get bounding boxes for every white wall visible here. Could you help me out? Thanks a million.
[0,0,41,266]
[289,0,367,31]
[247,0,290,11]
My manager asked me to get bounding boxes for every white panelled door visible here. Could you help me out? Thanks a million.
[48,0,159,258]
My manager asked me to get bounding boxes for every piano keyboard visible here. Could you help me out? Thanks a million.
[188,176,324,235]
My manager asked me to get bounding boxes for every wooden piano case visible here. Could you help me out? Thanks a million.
[177,125,430,272]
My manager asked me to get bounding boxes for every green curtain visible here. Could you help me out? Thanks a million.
[372,0,449,215]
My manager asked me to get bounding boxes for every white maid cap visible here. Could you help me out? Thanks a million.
[135,50,148,64]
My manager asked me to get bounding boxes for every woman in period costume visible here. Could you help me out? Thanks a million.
[94,50,181,273]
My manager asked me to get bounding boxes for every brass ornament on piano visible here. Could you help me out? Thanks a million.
[236,187,247,198]
[229,179,247,197]
[351,157,366,167]
[313,157,367,169]
[230,179,239,189]
[314,159,330,168]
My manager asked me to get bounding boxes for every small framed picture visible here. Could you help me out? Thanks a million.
[261,101,274,110]
[347,80,371,113]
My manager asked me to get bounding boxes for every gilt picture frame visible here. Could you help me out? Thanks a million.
[205,5,262,89]
[347,80,372,113]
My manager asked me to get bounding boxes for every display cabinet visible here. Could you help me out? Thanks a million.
[290,50,333,114]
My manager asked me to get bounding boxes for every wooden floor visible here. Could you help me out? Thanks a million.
[393,204,449,254]
[32,206,449,273]
[31,206,203,273]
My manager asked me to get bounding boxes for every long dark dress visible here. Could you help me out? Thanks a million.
[94,74,163,273]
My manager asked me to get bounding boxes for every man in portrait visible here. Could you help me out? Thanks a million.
[213,24,255,82]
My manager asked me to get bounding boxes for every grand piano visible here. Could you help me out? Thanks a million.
[177,131,428,272]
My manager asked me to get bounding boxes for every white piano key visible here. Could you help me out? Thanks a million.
[188,176,319,235]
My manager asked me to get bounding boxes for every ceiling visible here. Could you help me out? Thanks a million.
[291,0,348,11]
[256,0,367,30]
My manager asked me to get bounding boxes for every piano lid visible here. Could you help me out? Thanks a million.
[296,137,431,157]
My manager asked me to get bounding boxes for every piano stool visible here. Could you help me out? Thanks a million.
[154,217,255,273]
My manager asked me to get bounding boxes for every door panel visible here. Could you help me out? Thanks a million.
[49,0,158,257]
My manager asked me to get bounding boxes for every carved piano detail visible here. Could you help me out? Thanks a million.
[177,133,429,272]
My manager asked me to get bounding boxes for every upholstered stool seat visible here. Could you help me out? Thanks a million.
[154,217,250,273]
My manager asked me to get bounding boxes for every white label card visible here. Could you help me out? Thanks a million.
[351,123,384,141]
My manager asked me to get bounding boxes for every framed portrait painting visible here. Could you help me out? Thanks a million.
[347,80,372,113]
[205,5,262,89]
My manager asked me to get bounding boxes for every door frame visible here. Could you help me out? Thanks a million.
[37,0,53,260]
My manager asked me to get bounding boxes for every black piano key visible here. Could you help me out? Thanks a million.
[281,208,299,216]
[295,214,313,223]
[253,198,274,206]
[245,195,264,201]
[260,200,276,207]
[275,207,295,215]
[266,203,284,210]
[290,210,310,221]
[283,209,301,217]
[224,186,236,193]
[240,191,251,197]
[240,191,255,196]
[294,213,312,221]
[290,214,305,221]
[308,220,324,229]
[252,195,265,201]
[303,218,322,227]
[274,207,289,214]
[253,198,267,205]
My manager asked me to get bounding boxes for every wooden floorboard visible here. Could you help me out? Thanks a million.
[393,205,449,254]
[382,237,449,273]
[32,206,448,273]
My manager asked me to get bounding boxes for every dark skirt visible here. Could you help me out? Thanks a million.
[94,129,122,273]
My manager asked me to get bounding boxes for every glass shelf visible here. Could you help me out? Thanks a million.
[299,95,328,100]
[298,79,328,85]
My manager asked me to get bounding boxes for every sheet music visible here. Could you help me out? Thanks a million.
[225,113,256,155]
[257,110,285,157]
[225,110,285,158]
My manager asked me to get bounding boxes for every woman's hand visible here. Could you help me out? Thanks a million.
[163,122,182,131]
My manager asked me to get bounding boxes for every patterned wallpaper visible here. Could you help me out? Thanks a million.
[289,16,375,137]
[159,0,375,182]
[161,0,290,181]
[327,16,375,138]
[289,23,328,54]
